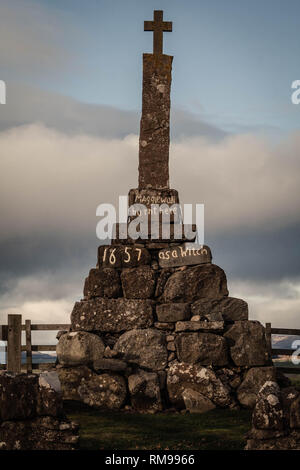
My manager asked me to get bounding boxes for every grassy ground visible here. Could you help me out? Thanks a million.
[65,402,251,450]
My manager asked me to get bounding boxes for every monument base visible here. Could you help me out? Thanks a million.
[56,238,285,414]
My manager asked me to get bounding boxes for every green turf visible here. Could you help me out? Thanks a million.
[65,402,251,450]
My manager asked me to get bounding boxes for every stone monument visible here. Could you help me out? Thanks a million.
[56,11,284,414]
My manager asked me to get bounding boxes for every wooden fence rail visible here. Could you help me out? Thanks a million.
[0,314,69,373]
[1,316,300,374]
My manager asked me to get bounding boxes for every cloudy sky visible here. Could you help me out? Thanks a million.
[0,0,300,347]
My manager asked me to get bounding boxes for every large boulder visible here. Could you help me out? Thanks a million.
[56,366,94,401]
[71,298,154,332]
[191,297,248,322]
[156,303,190,322]
[182,389,216,414]
[224,321,270,366]
[252,381,284,431]
[0,372,38,421]
[114,328,168,370]
[237,367,277,408]
[78,373,127,410]
[128,371,163,412]
[175,332,228,366]
[0,416,79,450]
[56,331,105,366]
[167,361,232,409]
[121,266,156,299]
[83,268,121,299]
[161,264,228,303]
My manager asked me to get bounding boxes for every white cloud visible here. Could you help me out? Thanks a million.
[0,124,299,241]
[230,278,300,329]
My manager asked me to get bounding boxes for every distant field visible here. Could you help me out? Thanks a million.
[65,402,251,451]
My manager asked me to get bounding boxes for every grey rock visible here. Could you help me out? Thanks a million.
[224,321,270,366]
[83,268,121,299]
[167,361,231,409]
[162,264,228,303]
[237,367,277,408]
[0,416,79,450]
[56,366,94,401]
[191,297,248,322]
[37,372,63,418]
[175,332,228,366]
[57,331,105,366]
[0,372,38,421]
[128,371,163,412]
[182,388,216,414]
[154,322,175,330]
[78,373,127,410]
[252,381,284,430]
[114,328,168,370]
[93,358,128,373]
[71,298,154,333]
[175,321,224,332]
[156,303,190,322]
[121,266,156,299]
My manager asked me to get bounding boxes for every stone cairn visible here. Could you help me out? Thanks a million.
[0,371,79,450]
[56,11,283,415]
[246,381,300,450]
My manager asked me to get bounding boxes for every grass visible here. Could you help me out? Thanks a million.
[65,402,251,450]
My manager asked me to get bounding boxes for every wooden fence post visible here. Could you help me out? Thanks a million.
[25,319,32,374]
[265,322,272,358]
[7,314,22,373]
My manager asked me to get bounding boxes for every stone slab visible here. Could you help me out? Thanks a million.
[158,244,212,268]
[175,321,224,332]
[71,298,154,333]
[98,245,151,268]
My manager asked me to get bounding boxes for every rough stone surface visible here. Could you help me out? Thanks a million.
[121,266,156,299]
[154,322,175,330]
[56,366,94,401]
[191,297,248,322]
[37,372,63,417]
[156,303,190,322]
[0,372,38,421]
[246,430,300,450]
[114,328,168,370]
[237,367,277,408]
[83,268,121,299]
[162,264,228,303]
[78,373,127,410]
[138,53,173,189]
[182,388,216,414]
[167,361,232,409]
[71,298,154,333]
[57,331,105,367]
[175,321,224,332]
[252,381,284,430]
[128,370,163,412]
[158,245,212,268]
[224,321,270,366]
[175,332,228,366]
[92,358,128,373]
[0,416,79,450]
[98,245,151,268]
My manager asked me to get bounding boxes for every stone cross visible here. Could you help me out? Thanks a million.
[144,10,172,55]
[138,10,173,190]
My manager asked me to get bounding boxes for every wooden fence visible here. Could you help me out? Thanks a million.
[0,314,69,373]
[1,315,300,374]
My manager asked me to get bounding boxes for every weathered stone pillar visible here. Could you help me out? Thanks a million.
[138,53,173,189]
